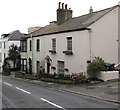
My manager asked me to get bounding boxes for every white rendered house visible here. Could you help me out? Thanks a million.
[20,3,120,78]
[0,30,25,73]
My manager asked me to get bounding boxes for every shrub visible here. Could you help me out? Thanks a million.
[87,57,106,79]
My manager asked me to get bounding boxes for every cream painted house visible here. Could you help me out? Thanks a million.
[20,3,120,78]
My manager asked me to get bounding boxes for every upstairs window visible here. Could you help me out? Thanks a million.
[52,38,56,51]
[36,39,40,51]
[21,40,27,52]
[67,37,72,51]
[4,42,5,49]
[30,40,32,51]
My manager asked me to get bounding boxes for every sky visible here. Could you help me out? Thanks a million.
[0,0,120,36]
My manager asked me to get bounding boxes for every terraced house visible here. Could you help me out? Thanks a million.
[20,3,120,78]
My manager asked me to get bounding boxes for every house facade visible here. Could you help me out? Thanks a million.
[0,30,25,73]
[20,3,120,77]
[20,32,45,74]
[45,5,119,77]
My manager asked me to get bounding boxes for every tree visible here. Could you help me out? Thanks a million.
[87,57,106,79]
[8,43,20,69]
[2,58,10,75]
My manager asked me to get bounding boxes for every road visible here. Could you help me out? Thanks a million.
[2,75,119,109]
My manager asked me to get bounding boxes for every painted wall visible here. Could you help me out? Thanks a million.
[21,36,45,74]
[44,7,119,77]
[90,7,118,64]
[44,31,90,76]
[0,37,20,72]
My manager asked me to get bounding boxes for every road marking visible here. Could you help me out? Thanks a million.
[41,98,66,110]
[4,82,12,87]
[16,87,31,94]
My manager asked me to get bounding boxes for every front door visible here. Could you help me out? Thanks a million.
[47,63,50,73]
[29,58,32,74]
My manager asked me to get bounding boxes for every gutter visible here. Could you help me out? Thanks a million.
[27,27,88,38]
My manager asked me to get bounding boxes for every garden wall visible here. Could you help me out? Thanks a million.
[97,71,119,81]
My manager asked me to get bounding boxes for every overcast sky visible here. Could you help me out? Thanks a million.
[0,0,119,36]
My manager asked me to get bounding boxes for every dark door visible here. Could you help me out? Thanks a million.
[29,58,32,74]
[47,63,50,73]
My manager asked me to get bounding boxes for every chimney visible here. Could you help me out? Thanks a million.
[57,3,73,25]
[89,6,93,13]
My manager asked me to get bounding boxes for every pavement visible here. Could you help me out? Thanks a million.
[8,75,120,105]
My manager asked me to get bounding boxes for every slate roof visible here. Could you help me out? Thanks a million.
[8,30,26,41]
[26,5,119,38]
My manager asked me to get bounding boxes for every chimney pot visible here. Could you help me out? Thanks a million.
[65,4,67,9]
[58,2,61,9]
[62,3,64,9]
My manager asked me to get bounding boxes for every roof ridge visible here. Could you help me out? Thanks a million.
[73,5,118,20]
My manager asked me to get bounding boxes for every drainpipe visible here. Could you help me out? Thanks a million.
[30,34,33,73]
[87,27,92,61]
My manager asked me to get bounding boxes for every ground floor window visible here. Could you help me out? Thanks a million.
[21,59,27,73]
[58,61,65,74]
[36,61,40,74]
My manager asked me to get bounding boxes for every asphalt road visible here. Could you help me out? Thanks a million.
[2,76,119,109]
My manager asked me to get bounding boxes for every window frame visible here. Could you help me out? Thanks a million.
[67,37,72,51]
[21,40,27,52]
[36,39,40,51]
[52,38,56,51]
[30,40,32,51]
[21,59,27,72]
[58,61,65,74]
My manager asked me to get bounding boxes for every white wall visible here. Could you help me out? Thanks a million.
[25,36,45,74]
[44,31,90,76]
[44,7,118,77]
[90,7,118,64]
[0,37,20,72]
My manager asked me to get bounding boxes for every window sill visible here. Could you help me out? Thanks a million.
[49,50,56,54]
[63,50,73,55]
[21,51,27,52]
[36,50,40,52]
